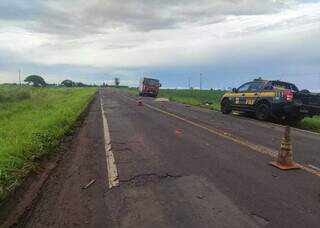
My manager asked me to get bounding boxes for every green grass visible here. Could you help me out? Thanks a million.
[299,116,320,132]
[0,86,31,102]
[0,86,96,200]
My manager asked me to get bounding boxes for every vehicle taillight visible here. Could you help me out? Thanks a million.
[283,90,293,102]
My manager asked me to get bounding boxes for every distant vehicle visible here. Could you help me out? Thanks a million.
[220,78,320,124]
[139,77,161,97]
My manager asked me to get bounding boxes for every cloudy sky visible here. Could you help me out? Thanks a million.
[0,0,320,89]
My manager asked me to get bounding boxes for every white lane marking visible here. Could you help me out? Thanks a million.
[308,164,320,172]
[100,91,119,189]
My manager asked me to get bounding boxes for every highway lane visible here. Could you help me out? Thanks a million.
[22,88,320,228]
[103,89,320,228]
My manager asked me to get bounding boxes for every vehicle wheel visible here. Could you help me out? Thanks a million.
[221,99,232,114]
[255,103,271,121]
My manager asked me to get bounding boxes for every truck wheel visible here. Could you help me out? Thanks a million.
[255,103,270,121]
[221,99,232,114]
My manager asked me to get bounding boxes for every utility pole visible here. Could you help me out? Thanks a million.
[200,73,202,90]
[19,69,21,86]
[188,77,190,89]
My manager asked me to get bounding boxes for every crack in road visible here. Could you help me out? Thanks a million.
[119,173,182,187]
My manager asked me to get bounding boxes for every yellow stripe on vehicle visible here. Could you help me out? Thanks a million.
[223,92,276,97]
[260,92,276,97]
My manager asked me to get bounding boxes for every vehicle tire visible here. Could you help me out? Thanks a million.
[255,103,271,121]
[221,99,232,114]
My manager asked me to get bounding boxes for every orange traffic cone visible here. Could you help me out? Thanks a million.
[138,98,143,106]
[270,126,300,170]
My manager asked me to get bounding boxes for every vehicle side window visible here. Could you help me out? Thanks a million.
[249,82,263,92]
[237,83,251,92]
[263,82,273,90]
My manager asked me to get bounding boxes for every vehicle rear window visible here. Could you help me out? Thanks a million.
[271,82,299,91]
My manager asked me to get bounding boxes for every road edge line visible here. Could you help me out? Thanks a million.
[100,91,119,189]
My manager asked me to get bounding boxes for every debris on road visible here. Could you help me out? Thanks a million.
[82,179,96,189]
[155,98,169,102]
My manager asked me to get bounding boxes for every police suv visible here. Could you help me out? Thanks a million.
[221,79,320,123]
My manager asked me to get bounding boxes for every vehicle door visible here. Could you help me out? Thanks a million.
[245,82,264,109]
[234,82,251,109]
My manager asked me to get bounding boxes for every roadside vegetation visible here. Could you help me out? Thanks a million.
[158,89,225,110]
[299,116,320,132]
[113,87,320,133]
[0,86,96,201]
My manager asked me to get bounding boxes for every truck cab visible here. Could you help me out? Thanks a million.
[139,77,161,97]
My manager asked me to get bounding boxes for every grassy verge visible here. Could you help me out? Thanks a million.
[113,87,320,133]
[158,89,225,111]
[298,116,320,132]
[0,86,96,200]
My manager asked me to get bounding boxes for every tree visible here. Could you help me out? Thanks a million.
[115,77,120,87]
[61,80,74,87]
[24,75,46,87]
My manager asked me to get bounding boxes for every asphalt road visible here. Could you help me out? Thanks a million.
[22,88,320,228]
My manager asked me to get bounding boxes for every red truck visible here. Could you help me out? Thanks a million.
[139,77,161,97]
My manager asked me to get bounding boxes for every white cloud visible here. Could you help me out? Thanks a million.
[0,0,319,88]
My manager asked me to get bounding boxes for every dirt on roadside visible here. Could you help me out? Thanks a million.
[0,93,97,228]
